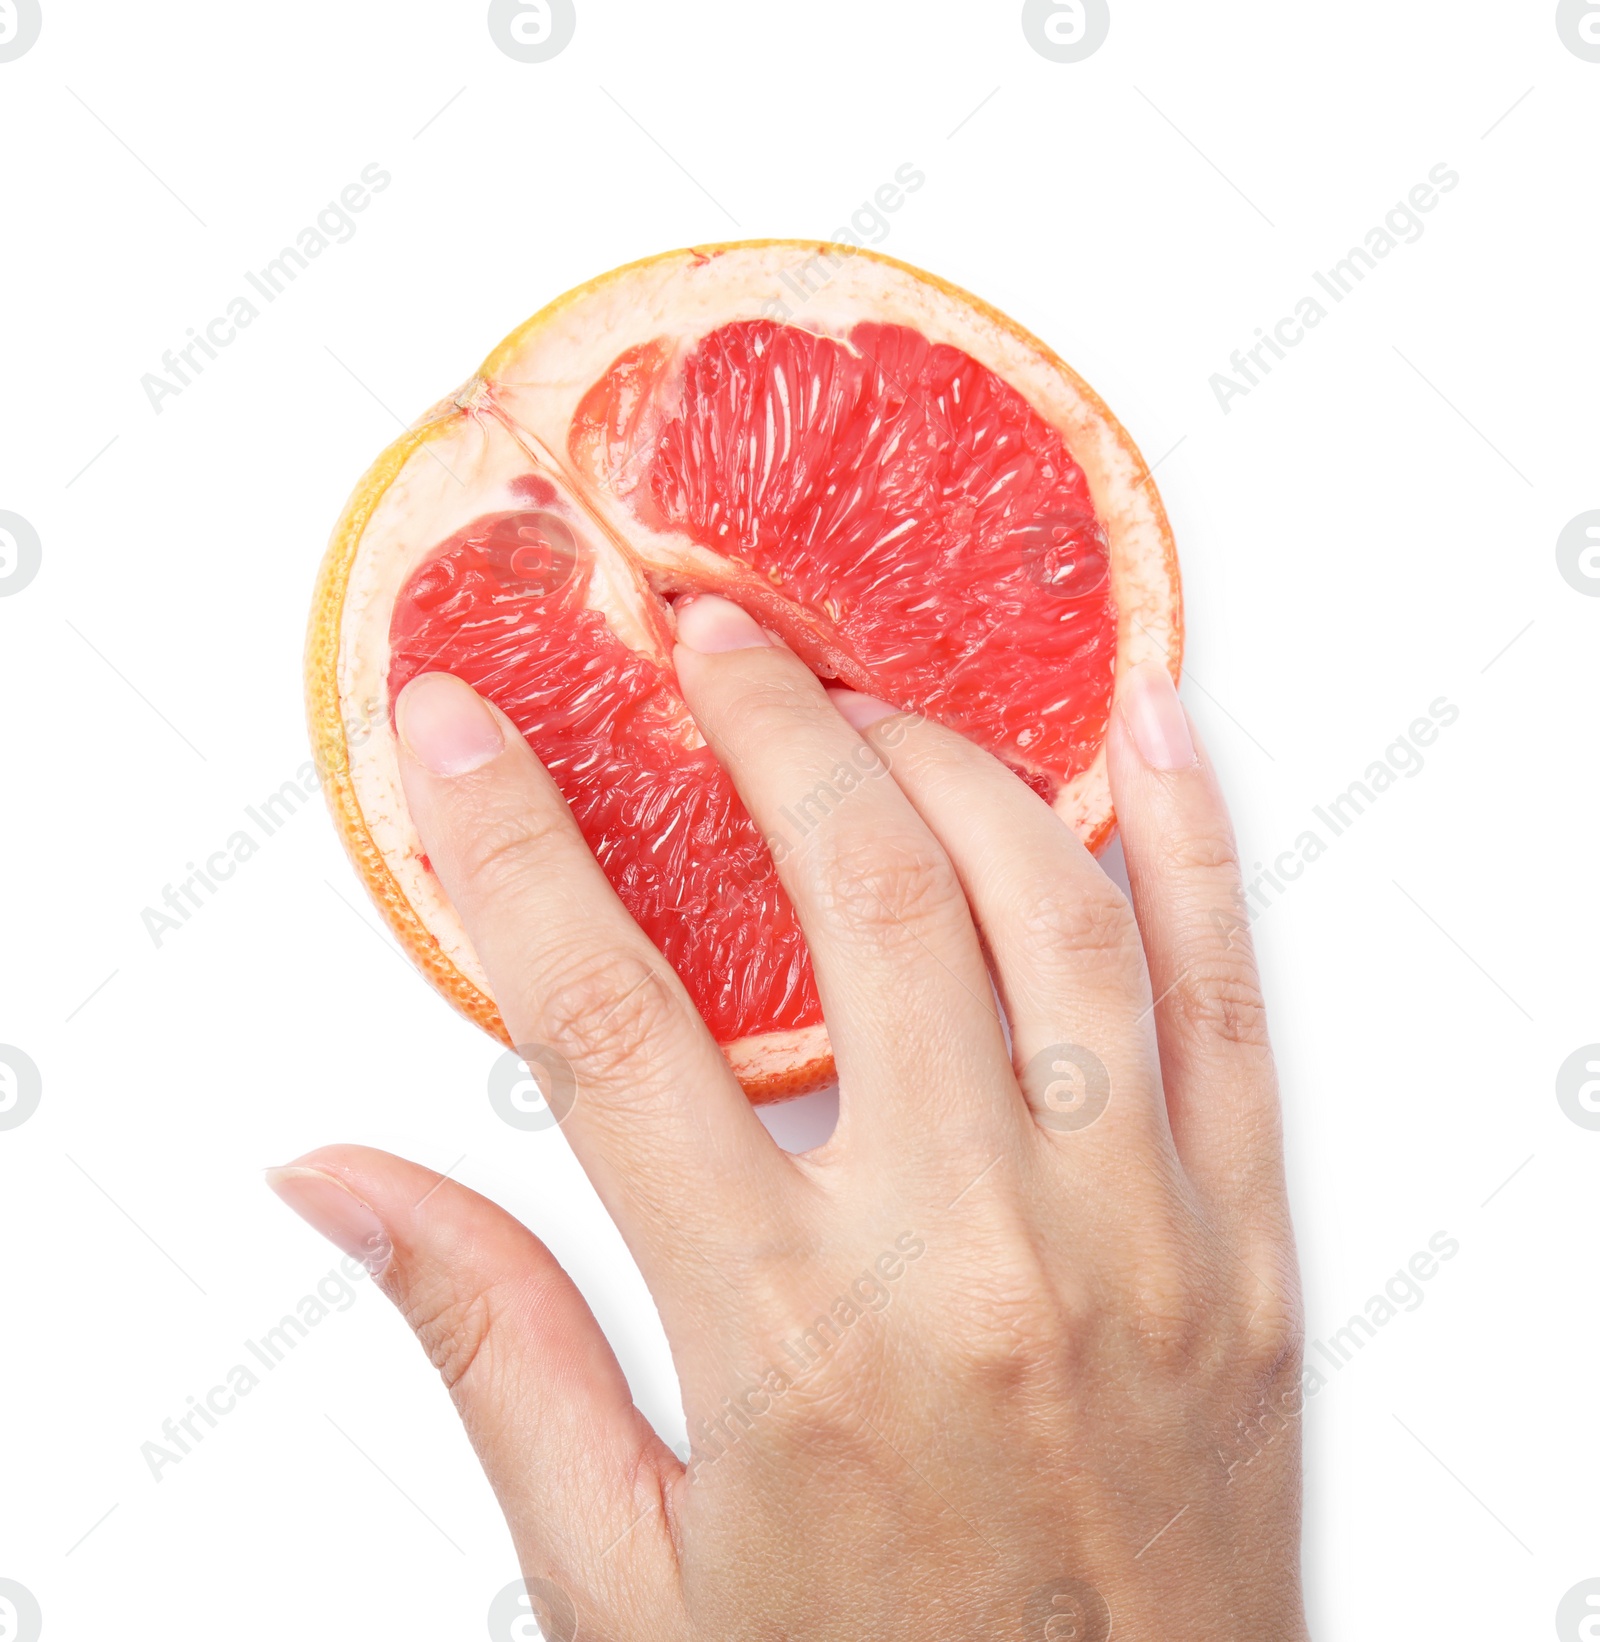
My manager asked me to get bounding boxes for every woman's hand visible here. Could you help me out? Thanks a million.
[270,594,1307,1641]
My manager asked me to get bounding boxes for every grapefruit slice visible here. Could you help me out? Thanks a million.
[306,243,1181,1102]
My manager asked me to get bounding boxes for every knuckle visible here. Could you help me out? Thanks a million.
[1232,1247,1306,1383]
[1162,824,1242,880]
[814,831,961,941]
[399,1272,498,1393]
[452,801,564,897]
[766,1372,878,1466]
[1241,1294,1306,1387]
[937,1247,1086,1398]
[1101,1199,1212,1378]
[742,1305,883,1465]
[714,670,822,746]
[1129,1266,1210,1377]
[539,949,681,1087]
[1013,883,1142,969]
[1166,951,1271,1050]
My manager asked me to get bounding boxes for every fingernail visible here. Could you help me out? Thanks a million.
[396,672,504,776]
[826,688,898,731]
[675,594,772,653]
[1121,662,1196,770]
[265,1164,392,1276]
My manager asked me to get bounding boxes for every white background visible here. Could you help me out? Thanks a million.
[1,2,1596,1637]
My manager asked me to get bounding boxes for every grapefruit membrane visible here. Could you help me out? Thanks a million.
[306,243,1181,1101]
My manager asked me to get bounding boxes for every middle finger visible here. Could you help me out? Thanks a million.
[672,596,1019,1157]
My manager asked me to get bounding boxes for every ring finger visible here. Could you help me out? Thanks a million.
[823,689,1167,1155]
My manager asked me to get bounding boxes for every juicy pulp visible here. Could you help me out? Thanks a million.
[388,319,1118,1049]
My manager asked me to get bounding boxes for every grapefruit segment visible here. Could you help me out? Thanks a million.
[597,317,1120,796]
[385,499,822,1050]
[306,243,1181,1101]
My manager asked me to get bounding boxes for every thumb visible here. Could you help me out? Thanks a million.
[266,1144,682,1635]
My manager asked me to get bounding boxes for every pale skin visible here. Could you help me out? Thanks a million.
[270,593,1308,1640]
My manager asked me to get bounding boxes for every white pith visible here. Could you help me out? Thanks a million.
[332,244,1178,1072]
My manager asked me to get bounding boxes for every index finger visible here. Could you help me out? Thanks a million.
[394,670,797,1311]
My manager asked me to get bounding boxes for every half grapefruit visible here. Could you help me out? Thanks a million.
[306,242,1181,1101]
